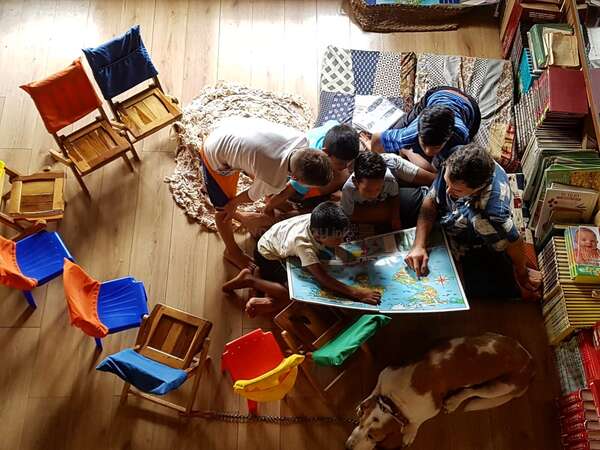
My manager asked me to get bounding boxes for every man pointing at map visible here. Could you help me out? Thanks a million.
[404,144,541,299]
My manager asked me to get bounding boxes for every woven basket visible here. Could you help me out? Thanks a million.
[349,0,471,33]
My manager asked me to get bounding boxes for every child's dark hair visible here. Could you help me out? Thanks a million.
[445,143,494,189]
[310,201,349,237]
[294,148,333,186]
[418,105,455,146]
[323,124,360,161]
[353,151,386,181]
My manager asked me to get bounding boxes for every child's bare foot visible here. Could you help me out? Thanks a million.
[235,211,276,238]
[223,249,256,271]
[222,268,254,293]
[245,297,279,318]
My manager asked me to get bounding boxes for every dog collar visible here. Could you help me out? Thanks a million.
[378,395,408,427]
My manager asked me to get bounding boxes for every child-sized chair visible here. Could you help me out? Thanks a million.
[0,230,73,308]
[221,329,304,415]
[82,25,182,142]
[0,161,66,231]
[274,302,390,405]
[97,303,213,415]
[62,260,148,350]
[20,58,139,197]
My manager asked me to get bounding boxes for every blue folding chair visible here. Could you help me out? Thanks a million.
[63,260,148,350]
[82,25,182,142]
[0,231,74,309]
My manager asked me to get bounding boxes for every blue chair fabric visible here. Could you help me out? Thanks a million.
[15,231,74,308]
[82,25,158,100]
[97,277,148,334]
[97,348,187,395]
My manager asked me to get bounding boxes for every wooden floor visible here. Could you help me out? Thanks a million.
[0,1,561,449]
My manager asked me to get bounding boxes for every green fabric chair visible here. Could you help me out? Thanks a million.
[311,314,391,366]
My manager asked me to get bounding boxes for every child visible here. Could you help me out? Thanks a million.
[369,86,481,177]
[575,227,600,264]
[222,201,382,316]
[202,117,333,270]
[340,151,402,229]
[265,122,360,214]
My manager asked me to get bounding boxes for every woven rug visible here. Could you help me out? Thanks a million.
[165,82,314,232]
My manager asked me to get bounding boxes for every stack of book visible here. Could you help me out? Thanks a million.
[500,0,564,58]
[556,329,600,449]
[539,237,600,344]
[527,23,579,74]
[514,66,587,154]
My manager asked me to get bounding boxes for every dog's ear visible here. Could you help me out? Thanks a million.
[357,396,378,419]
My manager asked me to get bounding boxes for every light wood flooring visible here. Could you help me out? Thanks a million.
[0,1,560,449]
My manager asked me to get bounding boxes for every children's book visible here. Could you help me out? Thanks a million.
[533,183,599,238]
[286,227,468,313]
[565,226,600,283]
[352,95,405,134]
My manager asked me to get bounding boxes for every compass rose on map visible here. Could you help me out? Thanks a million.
[436,275,448,286]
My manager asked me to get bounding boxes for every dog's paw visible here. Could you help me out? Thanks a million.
[442,396,462,414]
[402,425,418,447]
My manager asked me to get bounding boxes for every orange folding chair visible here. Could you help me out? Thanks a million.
[20,58,139,197]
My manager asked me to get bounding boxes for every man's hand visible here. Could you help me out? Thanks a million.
[515,267,542,292]
[405,246,429,277]
[352,288,382,305]
[222,200,239,222]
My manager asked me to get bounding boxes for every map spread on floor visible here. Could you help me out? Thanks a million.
[286,227,469,313]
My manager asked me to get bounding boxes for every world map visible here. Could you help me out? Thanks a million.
[287,228,469,313]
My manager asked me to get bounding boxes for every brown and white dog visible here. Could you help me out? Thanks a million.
[346,333,534,450]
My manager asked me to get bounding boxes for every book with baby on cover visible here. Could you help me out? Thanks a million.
[565,226,600,284]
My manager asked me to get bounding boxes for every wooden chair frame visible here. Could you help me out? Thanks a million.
[119,304,212,416]
[274,302,374,406]
[48,106,140,197]
[107,76,182,143]
[0,164,60,239]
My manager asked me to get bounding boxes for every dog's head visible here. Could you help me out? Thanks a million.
[345,396,408,450]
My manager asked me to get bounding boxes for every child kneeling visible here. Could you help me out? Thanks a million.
[222,201,382,316]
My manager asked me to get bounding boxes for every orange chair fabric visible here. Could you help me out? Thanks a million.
[0,236,37,290]
[63,259,108,338]
[20,58,102,134]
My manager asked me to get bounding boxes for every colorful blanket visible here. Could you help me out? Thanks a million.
[316,46,518,171]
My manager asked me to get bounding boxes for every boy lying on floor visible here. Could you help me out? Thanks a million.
[264,122,359,215]
[222,201,382,317]
[201,117,333,270]
[341,151,428,230]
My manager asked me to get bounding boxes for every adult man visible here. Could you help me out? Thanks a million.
[404,143,540,299]
[369,86,481,180]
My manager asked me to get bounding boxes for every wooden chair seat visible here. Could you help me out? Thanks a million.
[63,120,132,175]
[5,171,65,222]
[120,303,213,415]
[115,87,182,141]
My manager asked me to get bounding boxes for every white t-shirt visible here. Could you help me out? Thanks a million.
[257,214,323,267]
[203,117,308,201]
[382,153,419,184]
[341,168,399,216]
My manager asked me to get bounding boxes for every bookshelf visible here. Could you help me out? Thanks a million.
[564,0,600,148]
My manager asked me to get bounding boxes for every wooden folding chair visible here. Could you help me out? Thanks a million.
[274,302,374,405]
[21,58,139,197]
[83,25,182,143]
[120,303,212,415]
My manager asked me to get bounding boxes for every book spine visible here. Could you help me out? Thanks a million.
[560,390,595,409]
[501,2,523,58]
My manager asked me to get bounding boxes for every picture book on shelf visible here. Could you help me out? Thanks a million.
[532,183,599,238]
[565,226,600,283]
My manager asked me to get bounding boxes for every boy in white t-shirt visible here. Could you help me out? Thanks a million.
[222,202,381,316]
[201,117,333,270]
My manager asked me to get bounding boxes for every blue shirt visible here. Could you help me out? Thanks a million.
[381,91,474,169]
[429,162,519,256]
[290,120,339,195]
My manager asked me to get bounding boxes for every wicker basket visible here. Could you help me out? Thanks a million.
[349,0,471,33]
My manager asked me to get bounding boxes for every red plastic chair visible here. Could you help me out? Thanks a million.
[221,329,285,414]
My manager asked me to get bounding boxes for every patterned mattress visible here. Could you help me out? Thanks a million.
[315,45,518,171]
